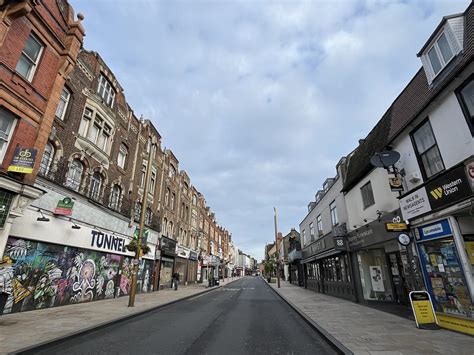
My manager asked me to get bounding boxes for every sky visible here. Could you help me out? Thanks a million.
[69,0,469,261]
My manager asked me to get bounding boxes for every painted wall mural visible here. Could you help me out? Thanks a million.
[0,237,153,314]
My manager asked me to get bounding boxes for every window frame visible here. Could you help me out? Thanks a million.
[79,107,113,153]
[410,118,445,180]
[89,171,103,201]
[15,33,44,82]
[309,222,314,241]
[65,159,83,192]
[109,184,121,211]
[455,74,474,136]
[361,181,375,209]
[38,141,54,176]
[316,214,323,236]
[97,74,116,108]
[55,87,71,120]
[117,143,128,169]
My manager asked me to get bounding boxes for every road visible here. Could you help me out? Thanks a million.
[24,277,337,355]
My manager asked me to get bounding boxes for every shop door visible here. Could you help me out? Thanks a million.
[387,252,409,305]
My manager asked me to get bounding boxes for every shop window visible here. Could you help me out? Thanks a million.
[361,181,375,209]
[38,141,54,176]
[411,120,445,179]
[357,249,394,302]
[0,108,17,164]
[65,159,83,192]
[456,76,474,136]
[418,237,473,318]
[16,34,43,82]
[55,87,71,120]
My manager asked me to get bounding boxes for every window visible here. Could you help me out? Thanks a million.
[0,109,17,163]
[317,215,323,236]
[89,171,102,200]
[301,229,306,245]
[181,202,185,218]
[140,163,147,187]
[150,169,156,195]
[457,76,474,135]
[411,120,444,179]
[79,108,112,152]
[55,88,71,120]
[145,208,152,226]
[16,34,43,81]
[171,193,175,210]
[330,201,338,226]
[38,142,54,176]
[192,194,197,206]
[117,143,128,169]
[361,181,375,209]
[65,159,83,191]
[109,184,121,210]
[134,202,141,222]
[309,222,315,241]
[97,75,115,107]
[168,165,176,178]
[165,187,170,206]
[183,183,188,195]
[427,32,454,77]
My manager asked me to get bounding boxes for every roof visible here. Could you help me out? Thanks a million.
[342,106,392,192]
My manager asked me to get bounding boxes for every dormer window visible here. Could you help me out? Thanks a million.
[419,15,463,85]
[427,32,454,76]
[97,75,115,107]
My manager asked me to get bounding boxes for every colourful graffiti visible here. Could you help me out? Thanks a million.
[0,237,153,314]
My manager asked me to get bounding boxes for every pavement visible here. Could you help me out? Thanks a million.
[269,280,474,355]
[0,277,241,354]
[12,277,336,355]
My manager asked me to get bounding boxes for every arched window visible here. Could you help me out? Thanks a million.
[89,171,103,200]
[109,184,121,210]
[65,159,83,191]
[165,188,170,206]
[117,143,128,169]
[192,194,197,206]
[163,218,168,236]
[39,142,54,176]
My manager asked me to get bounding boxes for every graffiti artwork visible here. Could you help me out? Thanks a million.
[0,237,153,314]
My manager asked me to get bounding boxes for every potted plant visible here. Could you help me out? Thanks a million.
[126,239,151,254]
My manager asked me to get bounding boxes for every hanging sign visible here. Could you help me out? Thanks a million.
[397,233,411,246]
[409,291,439,330]
[54,197,74,216]
[7,147,37,174]
[386,223,409,232]
[388,176,403,192]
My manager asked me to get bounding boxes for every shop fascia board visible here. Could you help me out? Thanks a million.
[407,198,472,228]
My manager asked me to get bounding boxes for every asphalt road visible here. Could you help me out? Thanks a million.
[24,277,337,355]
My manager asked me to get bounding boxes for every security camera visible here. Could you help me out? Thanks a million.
[363,218,368,222]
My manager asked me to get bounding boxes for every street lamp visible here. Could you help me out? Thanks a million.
[128,136,156,307]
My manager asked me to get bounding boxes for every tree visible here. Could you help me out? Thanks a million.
[264,257,276,282]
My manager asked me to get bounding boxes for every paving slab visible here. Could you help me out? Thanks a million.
[0,277,241,354]
[269,281,473,355]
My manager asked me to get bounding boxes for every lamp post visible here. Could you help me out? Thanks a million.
[128,137,155,307]
[274,207,280,288]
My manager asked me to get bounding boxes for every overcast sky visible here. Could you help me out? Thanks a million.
[70,0,469,261]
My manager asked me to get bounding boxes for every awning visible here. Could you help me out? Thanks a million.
[301,248,343,264]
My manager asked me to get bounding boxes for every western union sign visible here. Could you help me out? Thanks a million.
[426,165,472,210]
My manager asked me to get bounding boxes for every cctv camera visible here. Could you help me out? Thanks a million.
[363,218,368,222]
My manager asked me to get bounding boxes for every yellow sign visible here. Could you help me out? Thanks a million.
[386,223,408,231]
[7,165,34,174]
[465,241,474,265]
[7,147,37,174]
[430,187,443,200]
[409,291,438,329]
[436,313,474,336]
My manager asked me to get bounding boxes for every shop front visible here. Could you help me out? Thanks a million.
[348,213,416,310]
[302,230,355,301]
[400,160,474,335]
[1,206,156,314]
[288,249,303,287]
[159,236,176,289]
[188,251,198,284]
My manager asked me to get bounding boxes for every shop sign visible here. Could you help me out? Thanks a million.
[348,228,373,249]
[466,161,474,191]
[400,187,431,221]
[397,233,411,246]
[7,147,37,174]
[385,223,408,232]
[416,219,452,241]
[334,237,347,251]
[176,245,191,259]
[426,165,472,211]
[332,223,347,237]
[189,251,198,261]
[388,176,403,192]
[54,197,74,216]
[409,291,439,330]
[90,230,127,253]
[0,189,14,229]
[160,236,177,256]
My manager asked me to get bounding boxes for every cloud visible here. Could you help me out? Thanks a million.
[70,0,470,260]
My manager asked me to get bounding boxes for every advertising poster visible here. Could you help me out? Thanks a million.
[369,266,385,292]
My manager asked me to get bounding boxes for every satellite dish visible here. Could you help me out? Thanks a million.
[370,150,400,168]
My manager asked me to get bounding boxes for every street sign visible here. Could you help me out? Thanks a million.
[409,291,439,330]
